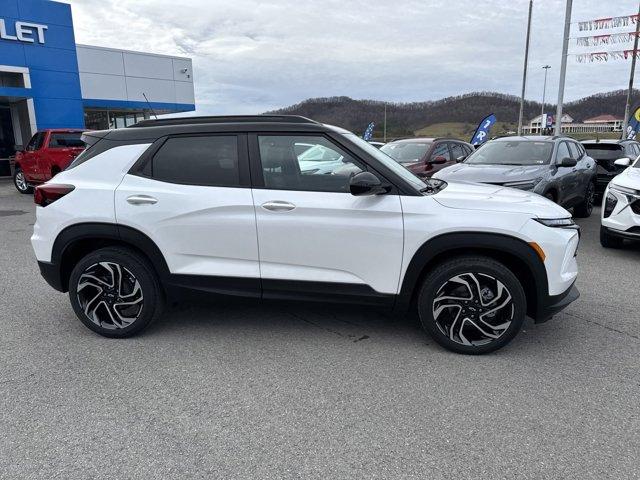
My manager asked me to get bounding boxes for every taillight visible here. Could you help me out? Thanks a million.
[34,184,75,207]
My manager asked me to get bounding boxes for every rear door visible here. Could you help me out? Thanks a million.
[115,133,261,295]
[43,131,86,178]
[250,133,404,300]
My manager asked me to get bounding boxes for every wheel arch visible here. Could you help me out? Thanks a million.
[52,223,170,293]
[395,232,549,320]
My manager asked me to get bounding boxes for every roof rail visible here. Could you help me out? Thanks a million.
[130,115,319,128]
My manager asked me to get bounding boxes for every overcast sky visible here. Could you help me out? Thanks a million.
[65,0,640,114]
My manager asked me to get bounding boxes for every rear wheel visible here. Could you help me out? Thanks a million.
[600,226,624,249]
[417,256,526,354]
[573,182,595,218]
[13,167,33,194]
[69,247,164,337]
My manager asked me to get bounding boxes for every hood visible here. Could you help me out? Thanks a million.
[434,163,549,184]
[434,181,570,217]
[610,166,640,191]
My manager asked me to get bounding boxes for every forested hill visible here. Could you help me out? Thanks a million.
[267,90,640,137]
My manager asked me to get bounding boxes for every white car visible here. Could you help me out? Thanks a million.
[600,156,640,248]
[31,115,580,354]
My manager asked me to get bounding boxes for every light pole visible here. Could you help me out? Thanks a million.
[621,0,640,138]
[517,0,534,136]
[540,65,551,134]
[555,0,573,136]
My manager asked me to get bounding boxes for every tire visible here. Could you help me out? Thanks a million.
[417,255,526,355]
[600,226,624,249]
[13,167,33,194]
[573,182,595,218]
[68,247,164,338]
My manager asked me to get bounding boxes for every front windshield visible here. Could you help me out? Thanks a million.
[465,140,553,166]
[342,133,427,191]
[380,142,431,163]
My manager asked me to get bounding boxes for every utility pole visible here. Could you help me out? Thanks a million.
[540,65,551,134]
[621,1,640,138]
[555,0,573,136]
[383,104,387,142]
[517,0,533,136]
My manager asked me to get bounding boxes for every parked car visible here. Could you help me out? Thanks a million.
[600,155,640,248]
[32,115,580,355]
[581,139,640,198]
[380,138,474,178]
[13,129,86,194]
[433,136,597,218]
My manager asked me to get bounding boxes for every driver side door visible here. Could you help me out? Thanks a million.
[250,133,404,300]
[554,141,580,207]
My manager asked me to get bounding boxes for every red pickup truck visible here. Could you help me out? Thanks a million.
[13,129,86,194]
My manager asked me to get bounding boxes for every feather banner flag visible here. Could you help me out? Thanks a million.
[362,122,375,141]
[578,14,638,31]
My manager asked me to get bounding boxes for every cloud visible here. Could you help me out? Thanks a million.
[65,0,640,114]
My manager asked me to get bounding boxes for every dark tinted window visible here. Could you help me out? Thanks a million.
[258,135,364,192]
[49,132,85,148]
[152,135,240,187]
[583,144,624,161]
[26,132,45,151]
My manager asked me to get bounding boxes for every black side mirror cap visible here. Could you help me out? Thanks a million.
[559,157,577,168]
[349,171,390,196]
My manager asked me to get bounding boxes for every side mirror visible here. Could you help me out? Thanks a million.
[430,155,448,165]
[559,157,577,168]
[349,171,389,196]
[614,157,632,167]
[456,155,467,163]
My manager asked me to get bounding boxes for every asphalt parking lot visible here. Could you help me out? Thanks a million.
[1,178,639,479]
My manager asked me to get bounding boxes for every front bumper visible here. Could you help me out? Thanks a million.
[534,283,579,323]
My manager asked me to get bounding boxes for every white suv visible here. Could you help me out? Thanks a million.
[31,116,580,354]
[600,155,640,247]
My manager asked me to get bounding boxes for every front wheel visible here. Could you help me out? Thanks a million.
[13,167,33,194]
[417,256,526,354]
[69,247,164,337]
[573,182,595,218]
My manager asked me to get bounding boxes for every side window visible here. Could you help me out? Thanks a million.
[567,142,580,159]
[555,142,571,163]
[429,143,452,162]
[630,144,640,156]
[449,143,467,161]
[258,135,365,193]
[151,135,240,187]
[463,144,474,156]
[26,132,44,151]
[49,133,85,148]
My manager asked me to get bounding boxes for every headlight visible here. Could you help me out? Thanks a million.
[534,217,578,229]
[503,177,543,190]
[603,193,617,218]
[610,184,640,204]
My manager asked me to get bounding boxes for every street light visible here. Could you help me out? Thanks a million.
[540,65,551,134]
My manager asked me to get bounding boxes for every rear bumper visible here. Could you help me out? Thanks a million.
[38,260,66,292]
[534,283,579,323]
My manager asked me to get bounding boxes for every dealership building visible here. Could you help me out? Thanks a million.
[0,0,195,175]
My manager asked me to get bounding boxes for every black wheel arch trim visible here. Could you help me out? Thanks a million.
[47,222,171,293]
[394,232,553,321]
